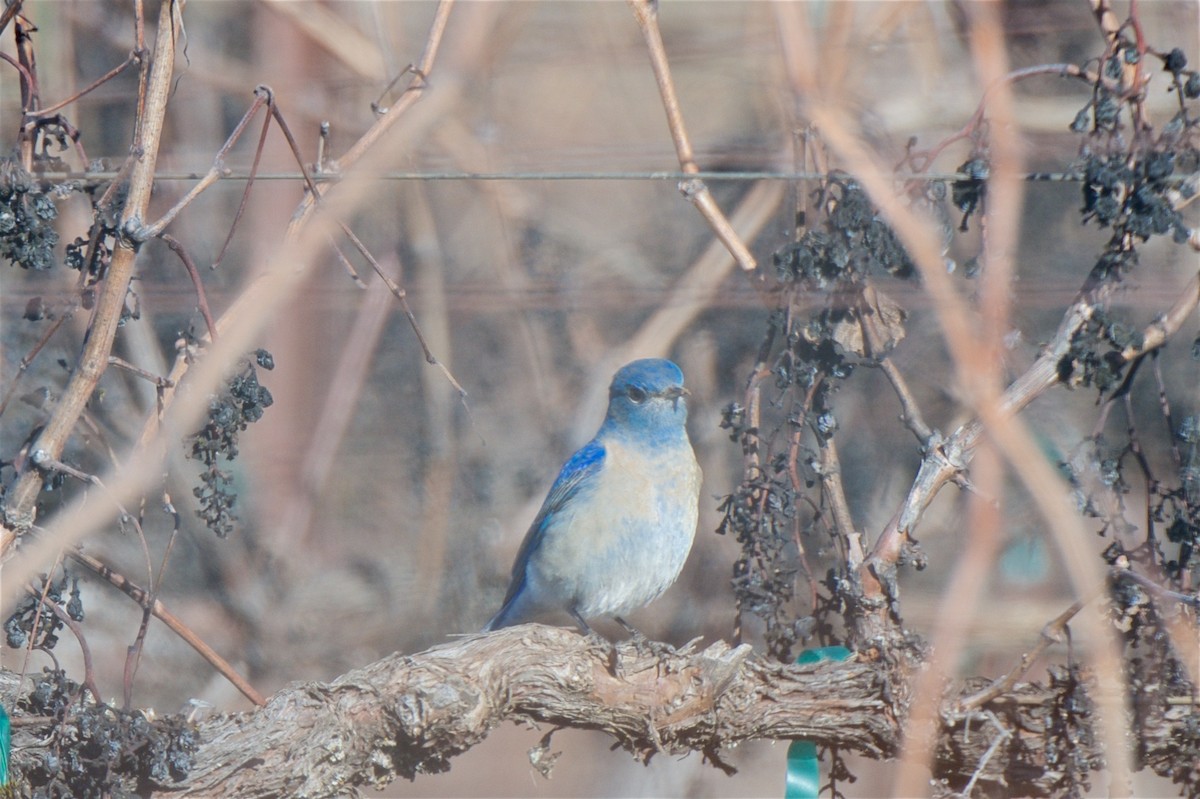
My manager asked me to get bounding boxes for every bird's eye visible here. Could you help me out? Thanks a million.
[627,387,648,404]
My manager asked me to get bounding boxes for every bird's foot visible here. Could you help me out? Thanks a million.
[614,617,676,661]
[573,610,623,677]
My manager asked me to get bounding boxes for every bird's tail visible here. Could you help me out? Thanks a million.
[481,601,515,632]
[483,583,539,631]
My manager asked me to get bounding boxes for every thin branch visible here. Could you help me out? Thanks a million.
[1115,567,1200,609]
[210,91,274,270]
[0,311,72,418]
[1120,269,1200,360]
[614,180,784,364]
[898,63,1097,173]
[0,0,23,39]
[326,234,368,287]
[336,222,470,402]
[159,234,219,340]
[141,89,271,242]
[0,51,36,104]
[817,432,865,569]
[876,357,933,443]
[627,0,757,272]
[68,550,267,707]
[958,600,1087,711]
[27,51,141,119]
[30,589,102,703]
[108,355,175,389]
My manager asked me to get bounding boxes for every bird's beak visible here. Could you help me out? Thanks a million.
[666,386,689,400]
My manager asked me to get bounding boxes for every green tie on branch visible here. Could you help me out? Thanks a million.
[1,702,10,796]
[785,647,853,799]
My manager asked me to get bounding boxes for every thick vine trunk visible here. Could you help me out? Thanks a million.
[8,625,1198,797]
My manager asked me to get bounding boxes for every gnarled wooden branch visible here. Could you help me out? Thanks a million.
[8,624,1199,797]
[169,626,893,797]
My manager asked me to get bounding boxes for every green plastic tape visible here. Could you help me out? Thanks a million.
[784,646,852,799]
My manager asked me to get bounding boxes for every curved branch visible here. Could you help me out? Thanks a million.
[8,625,1198,797]
[169,627,893,797]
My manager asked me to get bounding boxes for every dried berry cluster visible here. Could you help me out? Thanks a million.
[1075,42,1200,243]
[187,350,275,537]
[1040,664,1102,799]
[0,160,61,272]
[1165,415,1200,576]
[13,669,197,799]
[718,315,814,661]
[4,572,83,652]
[1081,150,1192,242]
[722,176,926,658]
[773,178,915,285]
[1056,301,1141,392]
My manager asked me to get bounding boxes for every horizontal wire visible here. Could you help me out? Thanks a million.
[4,279,1184,315]
[30,169,1087,183]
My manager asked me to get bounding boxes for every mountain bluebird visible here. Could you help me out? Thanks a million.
[483,358,702,634]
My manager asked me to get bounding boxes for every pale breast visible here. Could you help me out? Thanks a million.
[534,436,701,617]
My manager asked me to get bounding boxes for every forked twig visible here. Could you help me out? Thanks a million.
[140,88,272,243]
[958,600,1086,711]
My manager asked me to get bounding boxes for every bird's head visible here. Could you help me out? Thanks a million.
[603,358,690,440]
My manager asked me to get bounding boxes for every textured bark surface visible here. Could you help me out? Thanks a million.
[169,626,895,797]
[8,625,1199,798]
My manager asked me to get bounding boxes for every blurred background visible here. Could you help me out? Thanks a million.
[2,1,1198,795]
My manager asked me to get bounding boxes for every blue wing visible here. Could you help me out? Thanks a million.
[484,439,606,629]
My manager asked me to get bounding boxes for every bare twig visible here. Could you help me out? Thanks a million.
[326,234,368,287]
[159,233,219,340]
[898,63,1097,173]
[68,550,266,707]
[336,222,470,402]
[1120,269,1200,360]
[1115,567,1200,609]
[959,711,1013,798]
[140,88,271,242]
[0,0,24,39]
[27,51,142,119]
[0,311,72,419]
[26,589,102,703]
[627,0,757,272]
[108,356,175,389]
[876,357,933,443]
[958,600,1087,711]
[817,433,865,569]
[616,181,783,361]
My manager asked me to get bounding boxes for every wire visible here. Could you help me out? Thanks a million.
[31,169,1090,183]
